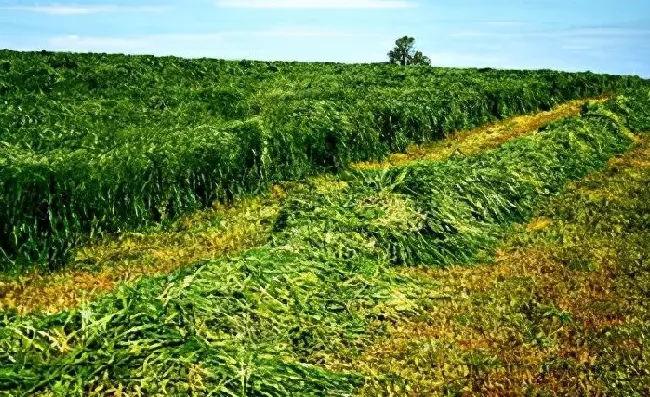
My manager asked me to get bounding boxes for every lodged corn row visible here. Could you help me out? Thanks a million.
[0,94,645,396]
[1,50,648,270]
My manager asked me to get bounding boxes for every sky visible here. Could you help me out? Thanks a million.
[0,0,649,76]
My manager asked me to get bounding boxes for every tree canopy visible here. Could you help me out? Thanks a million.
[388,36,431,66]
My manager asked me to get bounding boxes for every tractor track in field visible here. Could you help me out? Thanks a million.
[0,98,605,315]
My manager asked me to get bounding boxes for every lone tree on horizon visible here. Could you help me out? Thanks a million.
[388,36,431,66]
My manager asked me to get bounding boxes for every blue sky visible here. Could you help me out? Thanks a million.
[1,0,649,76]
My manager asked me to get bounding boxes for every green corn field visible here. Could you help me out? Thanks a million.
[1,50,650,396]
[1,50,649,271]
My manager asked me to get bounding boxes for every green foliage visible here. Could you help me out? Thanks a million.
[0,95,643,396]
[275,108,632,268]
[599,88,650,132]
[1,50,648,271]
[387,36,431,66]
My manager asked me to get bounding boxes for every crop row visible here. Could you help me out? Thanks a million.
[1,50,648,269]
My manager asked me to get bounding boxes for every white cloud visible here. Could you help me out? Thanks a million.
[3,4,170,15]
[216,0,415,9]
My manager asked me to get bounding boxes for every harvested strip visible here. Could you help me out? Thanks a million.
[340,137,650,396]
[354,98,605,170]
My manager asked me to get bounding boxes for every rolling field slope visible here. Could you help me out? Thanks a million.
[1,51,650,395]
[1,89,649,396]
